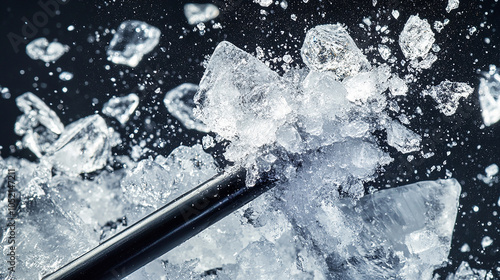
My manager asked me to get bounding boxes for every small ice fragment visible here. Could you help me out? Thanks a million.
[446,0,459,13]
[282,54,292,63]
[59,71,74,81]
[67,25,75,31]
[460,243,470,252]
[254,0,273,7]
[388,76,408,96]
[481,236,493,248]
[478,66,500,126]
[485,163,498,177]
[399,15,435,59]
[164,83,209,132]
[102,93,139,125]
[15,92,64,135]
[392,10,400,19]
[47,114,111,175]
[378,44,391,60]
[184,3,220,25]
[1,86,10,99]
[107,20,161,67]
[202,135,215,149]
[422,80,473,116]
[301,24,369,78]
[386,120,421,153]
[26,37,69,63]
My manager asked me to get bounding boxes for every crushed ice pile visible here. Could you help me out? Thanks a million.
[107,20,161,67]
[1,13,477,280]
[26,37,69,63]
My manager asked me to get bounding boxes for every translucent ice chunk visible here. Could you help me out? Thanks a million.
[102,93,139,125]
[301,24,369,78]
[163,83,209,132]
[47,114,111,175]
[15,92,64,135]
[26,37,69,63]
[122,144,218,209]
[388,75,408,96]
[446,0,459,13]
[399,15,435,59]
[184,3,220,25]
[478,66,500,126]
[423,80,473,116]
[329,179,461,279]
[107,20,161,67]
[195,41,291,162]
[386,120,421,153]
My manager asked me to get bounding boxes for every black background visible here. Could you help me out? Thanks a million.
[0,0,499,278]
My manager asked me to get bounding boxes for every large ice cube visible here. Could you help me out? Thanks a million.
[183,3,220,25]
[301,24,370,78]
[102,93,139,125]
[107,20,161,67]
[163,83,209,132]
[328,179,461,279]
[26,37,69,63]
[195,41,292,162]
[15,92,64,135]
[47,114,111,175]
[399,15,435,59]
[478,65,500,126]
[423,80,473,116]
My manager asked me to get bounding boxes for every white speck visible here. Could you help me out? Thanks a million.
[59,71,74,81]
[67,25,75,31]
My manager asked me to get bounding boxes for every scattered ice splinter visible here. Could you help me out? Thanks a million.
[26,37,69,63]
[446,0,460,13]
[184,3,220,25]
[386,120,421,153]
[422,80,473,116]
[59,71,74,81]
[102,93,140,125]
[477,163,498,185]
[164,83,210,132]
[399,15,435,60]
[107,20,161,67]
[301,24,369,78]
[478,65,500,126]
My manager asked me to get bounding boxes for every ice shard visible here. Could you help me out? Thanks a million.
[26,37,69,63]
[301,24,370,78]
[164,83,209,132]
[102,93,139,125]
[15,92,64,135]
[446,0,460,13]
[423,80,473,116]
[195,41,292,162]
[478,65,500,126]
[386,120,421,153]
[47,114,111,175]
[183,3,220,25]
[107,20,161,67]
[399,15,435,60]
[328,179,461,279]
